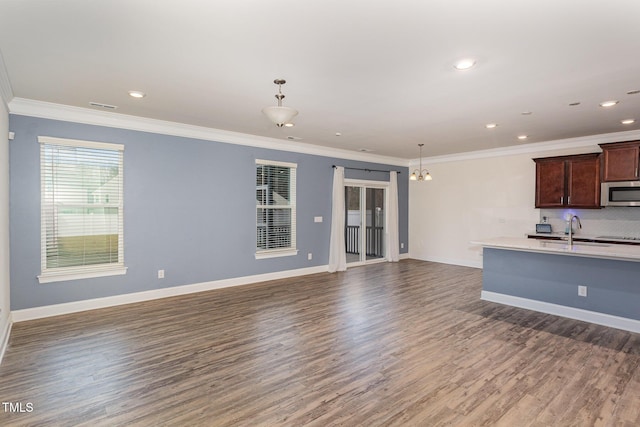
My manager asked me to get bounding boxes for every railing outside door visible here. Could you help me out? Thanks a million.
[345,225,384,258]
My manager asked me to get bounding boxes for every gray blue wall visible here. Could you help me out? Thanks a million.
[8,115,409,310]
[483,247,640,320]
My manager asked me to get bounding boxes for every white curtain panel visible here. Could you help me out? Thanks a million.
[387,171,400,262]
[328,166,347,272]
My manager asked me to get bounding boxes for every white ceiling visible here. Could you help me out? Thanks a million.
[1,0,640,159]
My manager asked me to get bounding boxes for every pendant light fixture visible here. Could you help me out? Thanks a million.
[262,79,298,127]
[410,144,432,181]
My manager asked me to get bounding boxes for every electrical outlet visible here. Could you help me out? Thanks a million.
[158,269,165,279]
[578,285,587,297]
[308,253,313,260]
[401,243,404,249]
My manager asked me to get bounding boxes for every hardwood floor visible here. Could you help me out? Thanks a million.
[1,260,639,426]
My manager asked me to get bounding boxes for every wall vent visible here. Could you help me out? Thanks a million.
[89,102,118,110]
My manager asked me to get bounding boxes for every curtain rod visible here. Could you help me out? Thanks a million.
[332,165,402,174]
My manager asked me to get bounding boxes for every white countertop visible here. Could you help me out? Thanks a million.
[471,236,640,262]
[526,231,640,243]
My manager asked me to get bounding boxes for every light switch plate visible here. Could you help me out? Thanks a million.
[314,216,323,223]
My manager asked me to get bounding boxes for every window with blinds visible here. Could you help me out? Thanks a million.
[256,160,297,258]
[38,136,126,283]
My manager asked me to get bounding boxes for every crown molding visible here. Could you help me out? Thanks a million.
[15,96,638,169]
[8,97,408,167]
[410,129,640,167]
[0,51,14,109]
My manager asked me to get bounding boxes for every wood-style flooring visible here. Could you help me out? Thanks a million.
[1,260,639,426]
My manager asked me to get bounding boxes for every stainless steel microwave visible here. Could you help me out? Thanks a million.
[601,181,640,206]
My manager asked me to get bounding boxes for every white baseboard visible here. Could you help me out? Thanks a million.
[12,265,329,323]
[0,314,12,365]
[481,291,640,334]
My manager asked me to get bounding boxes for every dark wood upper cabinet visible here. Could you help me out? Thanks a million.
[567,155,601,207]
[599,140,640,182]
[535,157,565,208]
[533,153,601,209]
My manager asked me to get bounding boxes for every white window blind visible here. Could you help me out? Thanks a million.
[256,160,297,258]
[38,136,126,283]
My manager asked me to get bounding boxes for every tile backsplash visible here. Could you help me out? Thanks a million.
[539,207,640,238]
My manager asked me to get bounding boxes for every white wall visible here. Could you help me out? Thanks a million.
[0,99,10,361]
[409,144,601,268]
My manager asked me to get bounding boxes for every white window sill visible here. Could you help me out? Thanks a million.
[38,266,128,284]
[255,249,299,260]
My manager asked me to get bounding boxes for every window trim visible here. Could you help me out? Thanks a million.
[37,136,126,284]
[38,265,128,284]
[255,159,298,259]
[255,248,299,260]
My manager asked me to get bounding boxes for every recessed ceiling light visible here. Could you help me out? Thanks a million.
[284,123,295,128]
[599,100,619,107]
[335,132,342,136]
[568,102,581,106]
[521,111,533,115]
[286,136,303,141]
[128,90,146,98]
[518,135,528,140]
[454,58,476,70]
[485,123,498,129]
[621,119,636,125]
[627,90,640,95]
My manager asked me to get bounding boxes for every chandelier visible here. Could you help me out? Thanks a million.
[410,144,432,181]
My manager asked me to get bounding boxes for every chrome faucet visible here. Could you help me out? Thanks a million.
[568,215,582,247]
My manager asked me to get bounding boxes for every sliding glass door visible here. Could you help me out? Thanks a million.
[345,182,386,265]
[345,186,361,264]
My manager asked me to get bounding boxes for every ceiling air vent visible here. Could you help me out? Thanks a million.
[89,102,118,110]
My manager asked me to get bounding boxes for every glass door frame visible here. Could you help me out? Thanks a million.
[344,179,390,266]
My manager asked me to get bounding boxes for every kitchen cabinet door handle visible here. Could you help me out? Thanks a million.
[636,167,638,178]
[561,196,564,204]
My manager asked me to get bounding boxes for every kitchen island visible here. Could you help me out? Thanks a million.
[472,237,640,333]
